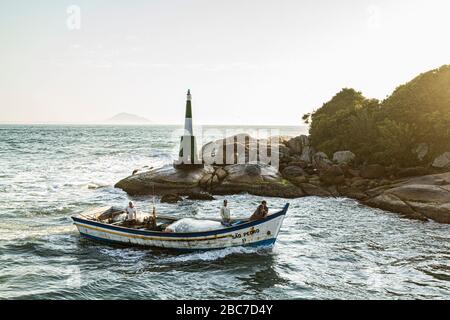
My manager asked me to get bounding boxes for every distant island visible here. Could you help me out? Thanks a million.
[105,113,152,124]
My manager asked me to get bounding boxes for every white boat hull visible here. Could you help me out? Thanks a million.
[72,204,289,251]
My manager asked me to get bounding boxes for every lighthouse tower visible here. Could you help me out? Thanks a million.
[174,90,204,169]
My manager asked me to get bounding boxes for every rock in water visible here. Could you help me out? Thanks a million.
[281,166,307,185]
[186,193,216,201]
[332,151,356,164]
[432,152,450,169]
[215,167,228,180]
[299,183,332,197]
[115,163,304,198]
[199,173,213,188]
[396,166,434,178]
[286,135,309,155]
[161,193,183,203]
[244,164,261,176]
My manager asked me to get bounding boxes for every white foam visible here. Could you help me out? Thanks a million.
[160,246,266,264]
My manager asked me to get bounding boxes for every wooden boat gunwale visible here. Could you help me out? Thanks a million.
[72,203,289,239]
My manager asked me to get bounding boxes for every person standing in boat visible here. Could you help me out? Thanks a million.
[249,200,269,221]
[220,200,231,226]
[125,201,137,221]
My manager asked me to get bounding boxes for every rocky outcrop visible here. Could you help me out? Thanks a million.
[432,152,450,169]
[286,135,309,155]
[186,193,216,201]
[281,166,307,185]
[201,133,288,166]
[213,164,304,198]
[320,165,345,185]
[360,164,385,179]
[116,163,304,199]
[313,152,332,170]
[201,133,259,166]
[115,133,450,224]
[199,167,228,190]
[333,151,355,164]
[299,183,332,197]
[115,165,213,195]
[161,193,183,203]
[364,172,450,223]
[282,166,306,178]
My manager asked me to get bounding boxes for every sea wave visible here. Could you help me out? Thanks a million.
[1,125,449,299]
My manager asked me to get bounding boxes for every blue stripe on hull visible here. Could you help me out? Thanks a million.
[79,232,276,251]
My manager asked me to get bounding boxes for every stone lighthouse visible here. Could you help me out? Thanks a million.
[174,90,204,169]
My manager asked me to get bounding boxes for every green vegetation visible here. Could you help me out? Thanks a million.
[305,65,450,166]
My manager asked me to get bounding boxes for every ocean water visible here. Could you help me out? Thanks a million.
[0,125,449,300]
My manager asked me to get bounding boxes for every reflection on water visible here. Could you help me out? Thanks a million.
[0,125,449,299]
[237,257,289,293]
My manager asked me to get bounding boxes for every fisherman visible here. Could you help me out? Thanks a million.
[220,199,231,226]
[125,201,137,221]
[249,200,269,221]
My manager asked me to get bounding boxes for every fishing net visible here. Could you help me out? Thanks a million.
[165,218,223,233]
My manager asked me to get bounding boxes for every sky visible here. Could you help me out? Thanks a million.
[0,0,449,125]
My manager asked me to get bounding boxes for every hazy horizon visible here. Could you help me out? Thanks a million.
[1,0,449,125]
[0,117,309,128]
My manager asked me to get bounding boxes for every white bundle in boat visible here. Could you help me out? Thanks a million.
[165,218,223,233]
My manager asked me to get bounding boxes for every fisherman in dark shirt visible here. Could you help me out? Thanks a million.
[249,200,269,221]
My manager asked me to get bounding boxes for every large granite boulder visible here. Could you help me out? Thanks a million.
[320,165,345,185]
[333,151,356,164]
[116,163,305,199]
[337,185,368,200]
[280,135,314,163]
[281,166,308,185]
[299,145,315,163]
[286,135,309,155]
[278,145,291,161]
[396,166,434,178]
[213,164,304,198]
[186,192,216,201]
[360,164,385,179]
[201,133,260,166]
[364,172,450,223]
[161,193,183,203]
[313,152,332,170]
[199,167,228,190]
[281,166,306,179]
[201,133,288,166]
[115,165,214,195]
[339,163,359,178]
[432,152,450,169]
[299,183,332,197]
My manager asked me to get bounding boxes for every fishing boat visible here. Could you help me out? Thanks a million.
[71,203,289,251]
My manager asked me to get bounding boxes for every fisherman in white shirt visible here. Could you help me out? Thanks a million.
[125,201,137,221]
[220,199,231,226]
